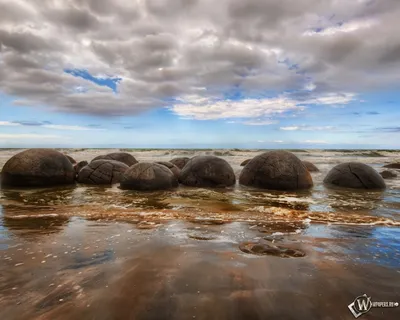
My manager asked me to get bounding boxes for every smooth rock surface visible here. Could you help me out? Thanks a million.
[302,161,319,172]
[240,159,252,166]
[239,151,313,191]
[179,156,236,188]
[156,161,180,178]
[1,149,75,187]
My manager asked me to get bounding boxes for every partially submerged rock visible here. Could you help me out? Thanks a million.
[92,152,138,167]
[239,151,313,190]
[77,160,129,184]
[120,162,178,191]
[380,170,397,179]
[239,241,305,258]
[74,160,88,178]
[179,155,236,188]
[170,157,190,169]
[1,149,75,187]
[302,160,319,172]
[324,162,386,190]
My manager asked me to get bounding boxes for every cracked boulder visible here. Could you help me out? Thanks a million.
[302,161,319,172]
[77,160,129,184]
[92,152,138,167]
[179,155,236,188]
[1,149,75,187]
[120,162,178,191]
[156,161,180,178]
[324,162,386,190]
[170,157,190,169]
[239,151,313,191]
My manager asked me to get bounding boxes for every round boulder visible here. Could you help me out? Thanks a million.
[77,160,129,184]
[240,159,252,166]
[383,162,400,169]
[120,162,178,191]
[170,157,190,169]
[156,161,180,178]
[239,151,313,191]
[179,156,236,188]
[380,170,397,179]
[323,162,386,189]
[302,161,319,172]
[92,152,138,167]
[74,160,89,177]
[1,149,75,187]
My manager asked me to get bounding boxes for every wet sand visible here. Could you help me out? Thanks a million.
[1,217,399,320]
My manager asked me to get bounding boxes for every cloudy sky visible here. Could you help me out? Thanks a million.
[0,0,399,148]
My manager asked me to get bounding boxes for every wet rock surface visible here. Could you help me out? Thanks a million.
[156,161,181,178]
[324,162,386,189]
[170,157,190,169]
[239,241,306,258]
[77,160,129,185]
[0,149,75,187]
[120,162,178,191]
[380,170,397,179]
[302,161,319,172]
[92,152,138,167]
[179,155,236,188]
[239,151,313,191]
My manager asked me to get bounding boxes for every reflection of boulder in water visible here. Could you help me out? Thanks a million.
[324,188,384,211]
[330,225,374,239]
[2,207,69,239]
[254,221,305,234]
[324,162,386,190]
[239,241,305,258]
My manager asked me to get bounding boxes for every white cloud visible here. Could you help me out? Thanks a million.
[42,124,104,131]
[280,125,335,131]
[0,0,399,119]
[243,119,279,126]
[274,140,284,143]
[0,121,21,126]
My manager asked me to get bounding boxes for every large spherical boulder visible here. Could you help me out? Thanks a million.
[77,160,129,184]
[239,151,313,191]
[92,152,138,167]
[1,149,75,187]
[323,162,386,190]
[170,157,190,169]
[156,161,180,178]
[302,161,319,172]
[240,159,252,166]
[179,156,236,188]
[120,162,178,191]
[383,162,400,169]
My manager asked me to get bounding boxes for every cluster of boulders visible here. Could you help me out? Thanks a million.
[1,148,397,191]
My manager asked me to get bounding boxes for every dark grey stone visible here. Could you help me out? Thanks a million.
[170,157,190,169]
[77,160,129,184]
[92,152,138,167]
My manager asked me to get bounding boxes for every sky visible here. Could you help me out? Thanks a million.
[0,0,399,149]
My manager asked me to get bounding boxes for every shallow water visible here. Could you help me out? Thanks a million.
[0,149,399,319]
